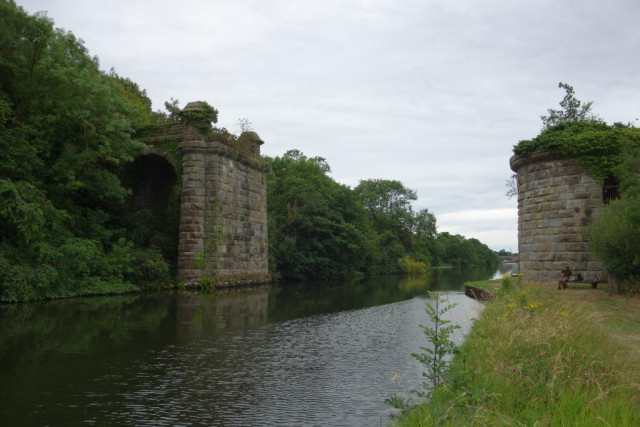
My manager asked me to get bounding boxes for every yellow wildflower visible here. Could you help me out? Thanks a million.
[507,303,517,308]
[558,311,569,317]
[528,301,537,309]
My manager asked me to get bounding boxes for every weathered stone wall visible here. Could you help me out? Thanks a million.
[139,102,271,287]
[203,142,270,286]
[510,151,606,282]
[176,122,270,286]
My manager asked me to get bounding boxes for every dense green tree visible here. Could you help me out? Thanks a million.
[354,179,416,242]
[266,150,371,281]
[0,1,169,301]
[353,179,419,272]
[435,233,498,268]
[411,208,438,261]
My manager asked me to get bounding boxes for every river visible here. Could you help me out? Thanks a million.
[0,265,510,426]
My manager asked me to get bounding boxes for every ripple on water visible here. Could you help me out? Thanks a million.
[70,294,482,426]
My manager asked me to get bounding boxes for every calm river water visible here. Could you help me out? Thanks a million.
[0,265,510,426]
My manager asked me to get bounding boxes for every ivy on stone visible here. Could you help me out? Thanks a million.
[514,83,640,182]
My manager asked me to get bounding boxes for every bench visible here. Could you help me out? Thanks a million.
[564,273,602,289]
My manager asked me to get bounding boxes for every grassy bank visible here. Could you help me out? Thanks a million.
[394,283,640,426]
[465,278,501,291]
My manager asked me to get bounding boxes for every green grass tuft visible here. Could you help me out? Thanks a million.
[465,279,501,290]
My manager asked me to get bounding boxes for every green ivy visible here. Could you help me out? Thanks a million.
[194,253,205,270]
[133,123,172,139]
[153,139,182,178]
[180,101,218,133]
[513,121,640,181]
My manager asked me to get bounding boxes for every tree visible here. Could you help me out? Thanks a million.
[411,208,438,261]
[0,1,169,301]
[266,151,370,281]
[236,118,253,133]
[540,82,601,130]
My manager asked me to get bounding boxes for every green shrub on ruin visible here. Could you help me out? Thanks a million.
[513,83,640,182]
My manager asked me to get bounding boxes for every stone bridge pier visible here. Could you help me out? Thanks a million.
[510,151,606,283]
[142,102,271,287]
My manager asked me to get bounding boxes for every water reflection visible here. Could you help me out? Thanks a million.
[0,266,498,426]
[176,286,271,339]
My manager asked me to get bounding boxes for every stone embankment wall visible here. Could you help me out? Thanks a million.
[510,151,606,282]
[141,102,271,287]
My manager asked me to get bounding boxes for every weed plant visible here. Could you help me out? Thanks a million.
[386,293,460,416]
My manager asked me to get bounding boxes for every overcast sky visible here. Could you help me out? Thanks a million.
[20,0,640,251]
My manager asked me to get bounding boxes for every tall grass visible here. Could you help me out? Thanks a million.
[393,284,640,426]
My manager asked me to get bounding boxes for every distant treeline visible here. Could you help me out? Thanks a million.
[0,2,497,301]
[266,151,499,282]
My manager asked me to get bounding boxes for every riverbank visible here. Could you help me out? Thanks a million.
[393,282,640,426]
[465,278,501,290]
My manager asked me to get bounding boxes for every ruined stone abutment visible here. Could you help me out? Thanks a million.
[140,102,271,287]
[510,151,606,282]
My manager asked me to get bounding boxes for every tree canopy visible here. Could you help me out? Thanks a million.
[0,1,171,301]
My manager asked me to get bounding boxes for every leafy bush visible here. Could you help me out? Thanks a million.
[588,145,640,294]
[127,248,171,286]
[397,256,428,274]
[589,197,640,294]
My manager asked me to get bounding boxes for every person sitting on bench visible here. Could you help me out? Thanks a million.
[558,265,572,290]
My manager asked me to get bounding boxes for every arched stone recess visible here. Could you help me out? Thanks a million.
[510,151,606,282]
[140,146,179,170]
[124,151,181,276]
[137,102,271,288]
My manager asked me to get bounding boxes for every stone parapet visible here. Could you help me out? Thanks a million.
[510,151,606,282]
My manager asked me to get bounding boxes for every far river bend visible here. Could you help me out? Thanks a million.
[0,265,511,426]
